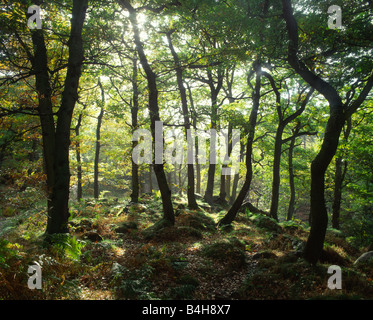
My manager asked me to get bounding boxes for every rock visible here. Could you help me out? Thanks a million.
[353,251,373,265]
[194,193,204,200]
[133,203,147,213]
[110,262,124,278]
[83,231,103,242]
[291,238,306,252]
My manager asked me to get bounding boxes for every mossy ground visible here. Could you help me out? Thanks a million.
[0,191,372,300]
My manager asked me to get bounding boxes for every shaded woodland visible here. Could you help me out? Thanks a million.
[0,0,372,301]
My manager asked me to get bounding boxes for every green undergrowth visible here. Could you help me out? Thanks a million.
[0,193,372,300]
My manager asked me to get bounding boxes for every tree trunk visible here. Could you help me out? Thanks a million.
[331,117,351,229]
[263,71,313,221]
[76,141,82,201]
[148,164,153,194]
[282,0,349,263]
[94,79,105,199]
[30,0,89,235]
[331,156,343,229]
[305,111,344,262]
[166,32,198,209]
[187,85,201,195]
[204,70,223,204]
[219,63,262,225]
[219,122,232,203]
[123,1,174,224]
[269,124,284,221]
[195,137,201,194]
[130,57,140,203]
[283,0,372,262]
[75,109,85,201]
[30,29,56,219]
[286,124,300,221]
[230,141,244,204]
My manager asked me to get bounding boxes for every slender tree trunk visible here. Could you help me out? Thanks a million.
[219,123,232,203]
[204,71,223,204]
[219,63,262,225]
[123,1,174,224]
[263,70,313,221]
[140,166,145,195]
[270,124,284,220]
[332,117,351,229]
[166,32,198,209]
[230,141,244,204]
[286,124,300,220]
[94,80,105,199]
[305,112,344,262]
[225,123,232,200]
[195,133,201,194]
[331,156,343,229]
[179,164,183,196]
[283,0,372,262]
[130,57,140,203]
[281,0,373,263]
[76,141,82,201]
[148,164,153,194]
[187,85,201,195]
[75,109,85,201]
[204,97,217,204]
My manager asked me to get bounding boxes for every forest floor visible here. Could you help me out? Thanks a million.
[0,190,372,300]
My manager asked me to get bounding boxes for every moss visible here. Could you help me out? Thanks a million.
[200,238,246,268]
[114,221,138,233]
[179,211,216,231]
[143,224,203,242]
[248,213,282,233]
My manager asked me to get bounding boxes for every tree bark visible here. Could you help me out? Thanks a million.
[219,122,232,203]
[130,57,140,202]
[331,156,343,229]
[230,141,244,204]
[30,29,56,219]
[263,71,313,221]
[218,62,262,226]
[187,85,201,195]
[204,70,223,204]
[94,79,105,199]
[148,164,153,194]
[74,107,85,201]
[282,0,344,263]
[286,124,300,221]
[270,124,284,220]
[122,1,174,224]
[282,0,372,263]
[166,31,198,209]
[332,117,351,229]
[46,0,88,234]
